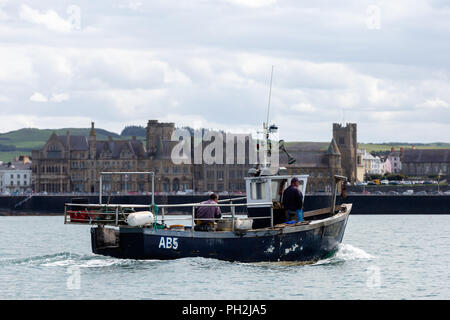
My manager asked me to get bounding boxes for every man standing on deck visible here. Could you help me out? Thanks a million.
[282,177,304,222]
[194,193,222,231]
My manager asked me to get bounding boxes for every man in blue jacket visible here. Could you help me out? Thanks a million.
[282,177,304,222]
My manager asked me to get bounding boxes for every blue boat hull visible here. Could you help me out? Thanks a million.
[91,209,349,263]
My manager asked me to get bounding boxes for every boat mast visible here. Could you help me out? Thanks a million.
[250,66,279,177]
[265,65,274,133]
[261,66,274,169]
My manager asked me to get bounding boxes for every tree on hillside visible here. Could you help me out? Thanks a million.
[120,126,146,137]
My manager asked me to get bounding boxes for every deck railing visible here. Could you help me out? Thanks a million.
[64,197,273,231]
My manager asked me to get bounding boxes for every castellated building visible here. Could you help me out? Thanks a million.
[31,120,192,194]
[31,121,357,194]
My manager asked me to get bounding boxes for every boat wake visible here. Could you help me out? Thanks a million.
[312,243,375,266]
[1,244,373,269]
[2,252,162,269]
[237,244,375,268]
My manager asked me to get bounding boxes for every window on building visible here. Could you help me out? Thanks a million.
[338,137,345,145]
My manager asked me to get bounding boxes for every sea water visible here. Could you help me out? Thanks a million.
[0,215,449,299]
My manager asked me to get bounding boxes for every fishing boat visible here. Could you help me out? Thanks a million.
[64,122,352,263]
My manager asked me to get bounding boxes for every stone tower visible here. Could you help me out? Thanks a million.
[146,120,175,155]
[332,123,357,183]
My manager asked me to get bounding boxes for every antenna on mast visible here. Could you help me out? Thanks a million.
[265,65,274,129]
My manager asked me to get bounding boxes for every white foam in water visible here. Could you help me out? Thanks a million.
[42,256,129,268]
[42,259,76,267]
[313,243,375,266]
[40,253,163,268]
[334,244,375,260]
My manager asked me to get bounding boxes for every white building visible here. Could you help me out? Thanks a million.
[361,150,384,175]
[0,160,32,194]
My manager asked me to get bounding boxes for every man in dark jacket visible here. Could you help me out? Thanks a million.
[282,177,304,222]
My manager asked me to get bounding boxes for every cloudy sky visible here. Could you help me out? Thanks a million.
[0,0,449,143]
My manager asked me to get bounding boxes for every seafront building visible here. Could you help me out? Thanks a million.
[31,120,358,194]
[388,147,403,174]
[401,148,449,179]
[0,157,32,194]
[31,121,192,194]
[360,150,384,176]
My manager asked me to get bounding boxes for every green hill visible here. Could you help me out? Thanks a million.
[358,142,450,153]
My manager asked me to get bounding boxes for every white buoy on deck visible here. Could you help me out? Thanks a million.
[126,211,154,227]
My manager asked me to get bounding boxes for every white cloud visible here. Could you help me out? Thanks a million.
[50,93,70,103]
[115,1,143,11]
[0,0,8,19]
[291,102,316,113]
[0,49,34,82]
[29,92,69,103]
[29,92,48,102]
[0,1,449,142]
[19,5,74,33]
[419,98,450,109]
[225,0,277,8]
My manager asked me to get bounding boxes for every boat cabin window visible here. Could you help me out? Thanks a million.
[271,179,287,202]
[246,175,308,206]
[250,181,266,200]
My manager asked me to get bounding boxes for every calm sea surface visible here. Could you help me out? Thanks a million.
[1,215,449,299]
